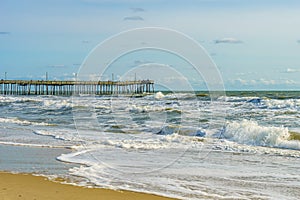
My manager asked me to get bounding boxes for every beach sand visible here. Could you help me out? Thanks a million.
[0,172,177,200]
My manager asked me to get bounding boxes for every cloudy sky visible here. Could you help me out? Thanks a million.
[1,0,300,90]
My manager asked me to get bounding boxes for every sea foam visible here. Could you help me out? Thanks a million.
[154,91,165,99]
[223,120,300,150]
[0,117,52,126]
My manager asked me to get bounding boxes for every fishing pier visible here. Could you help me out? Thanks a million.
[0,79,154,96]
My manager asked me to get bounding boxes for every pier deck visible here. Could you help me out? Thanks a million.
[0,79,154,95]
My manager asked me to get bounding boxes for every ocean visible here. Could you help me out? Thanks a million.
[1,91,300,199]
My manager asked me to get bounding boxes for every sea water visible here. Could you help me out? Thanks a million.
[0,91,300,199]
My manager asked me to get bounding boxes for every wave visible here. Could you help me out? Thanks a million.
[164,92,198,100]
[263,99,300,109]
[125,104,182,114]
[0,117,53,126]
[126,104,164,113]
[222,120,300,150]
[0,96,42,104]
[154,91,165,99]
[218,96,300,109]
[0,141,68,148]
[100,138,172,150]
[151,92,199,101]
[0,96,75,109]
[154,125,206,137]
[33,130,82,142]
[42,99,73,110]
[217,96,260,102]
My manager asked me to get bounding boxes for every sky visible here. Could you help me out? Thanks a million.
[1,0,300,90]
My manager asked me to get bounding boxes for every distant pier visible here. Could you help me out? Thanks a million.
[0,79,154,96]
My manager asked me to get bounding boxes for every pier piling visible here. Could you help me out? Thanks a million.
[0,80,154,96]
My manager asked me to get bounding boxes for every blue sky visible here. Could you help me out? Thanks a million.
[1,0,300,90]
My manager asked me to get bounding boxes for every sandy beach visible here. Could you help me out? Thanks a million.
[0,171,177,200]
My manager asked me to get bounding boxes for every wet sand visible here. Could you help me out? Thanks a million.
[0,171,177,200]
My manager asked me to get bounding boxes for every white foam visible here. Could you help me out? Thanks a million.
[223,120,300,150]
[0,117,52,126]
[154,91,165,99]
[99,134,191,150]
[0,141,68,148]
[42,99,72,109]
[217,96,258,102]
[33,130,82,142]
[263,99,300,109]
[58,133,300,200]
[0,96,42,103]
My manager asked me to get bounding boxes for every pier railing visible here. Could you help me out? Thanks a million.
[0,79,154,96]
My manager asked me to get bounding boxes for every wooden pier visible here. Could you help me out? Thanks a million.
[0,79,154,96]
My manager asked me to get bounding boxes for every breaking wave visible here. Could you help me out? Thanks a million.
[222,120,300,150]
[0,117,53,126]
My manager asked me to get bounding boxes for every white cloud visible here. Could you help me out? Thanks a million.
[234,78,248,85]
[235,72,246,76]
[284,68,300,73]
[214,37,243,44]
[133,60,153,65]
[284,79,297,85]
[229,78,275,86]
[47,64,66,68]
[228,78,299,88]
[130,7,145,12]
[123,16,144,21]
[138,63,172,68]
[259,78,275,85]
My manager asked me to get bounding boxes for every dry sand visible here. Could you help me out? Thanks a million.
[0,171,177,200]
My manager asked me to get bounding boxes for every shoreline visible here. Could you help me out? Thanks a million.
[0,171,178,200]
